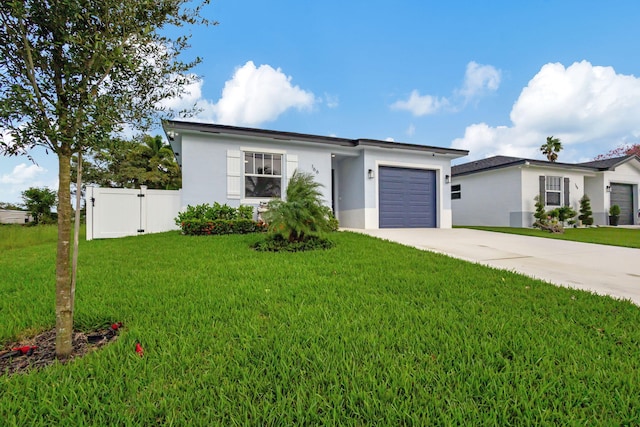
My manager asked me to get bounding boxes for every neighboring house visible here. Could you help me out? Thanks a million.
[163,121,468,229]
[0,209,31,224]
[451,155,640,227]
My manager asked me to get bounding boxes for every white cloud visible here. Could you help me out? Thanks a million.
[0,163,47,185]
[452,61,640,161]
[391,61,500,116]
[324,93,339,108]
[457,61,501,102]
[163,61,316,127]
[213,61,315,126]
[159,76,205,113]
[385,137,395,142]
[391,90,449,116]
[0,162,51,204]
[406,124,416,137]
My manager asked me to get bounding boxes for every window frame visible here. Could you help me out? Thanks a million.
[243,151,283,199]
[451,184,461,200]
[545,176,562,206]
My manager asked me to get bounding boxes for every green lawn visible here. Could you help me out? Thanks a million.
[0,223,85,251]
[1,230,639,425]
[461,226,640,249]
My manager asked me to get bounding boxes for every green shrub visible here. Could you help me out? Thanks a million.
[175,203,265,235]
[263,170,335,243]
[322,206,340,231]
[532,196,563,233]
[237,205,254,220]
[579,195,594,226]
[533,195,547,225]
[175,202,253,225]
[180,219,267,236]
[609,204,621,216]
[253,234,335,252]
[549,206,577,224]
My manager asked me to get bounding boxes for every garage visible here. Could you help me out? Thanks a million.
[379,166,436,228]
[610,183,634,225]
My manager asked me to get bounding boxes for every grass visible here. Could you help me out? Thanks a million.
[461,226,640,249]
[1,230,639,425]
[0,223,85,251]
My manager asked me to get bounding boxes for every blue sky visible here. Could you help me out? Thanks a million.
[2,0,640,204]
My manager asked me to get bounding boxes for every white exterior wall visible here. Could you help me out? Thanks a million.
[335,155,365,228]
[584,174,607,225]
[452,168,522,227]
[181,132,229,208]
[179,131,333,217]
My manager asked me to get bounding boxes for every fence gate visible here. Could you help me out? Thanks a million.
[86,186,181,240]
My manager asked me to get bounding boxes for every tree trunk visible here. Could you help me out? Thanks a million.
[56,151,73,359]
[71,152,82,313]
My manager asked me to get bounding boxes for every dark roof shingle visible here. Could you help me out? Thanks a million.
[452,156,597,176]
[577,155,636,170]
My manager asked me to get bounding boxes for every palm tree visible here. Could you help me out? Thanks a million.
[264,170,332,242]
[540,136,563,162]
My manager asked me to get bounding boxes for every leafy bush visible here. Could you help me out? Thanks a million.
[533,195,547,224]
[237,205,254,220]
[180,219,267,236]
[253,234,335,252]
[554,206,577,223]
[579,195,594,226]
[263,171,335,243]
[609,204,621,216]
[255,171,338,252]
[532,196,564,233]
[175,202,252,225]
[175,203,265,235]
[322,206,340,231]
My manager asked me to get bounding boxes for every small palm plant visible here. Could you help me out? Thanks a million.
[264,170,332,243]
[256,170,337,251]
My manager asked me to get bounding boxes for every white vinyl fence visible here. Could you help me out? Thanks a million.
[86,186,181,240]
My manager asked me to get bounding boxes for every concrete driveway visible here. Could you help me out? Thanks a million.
[347,228,640,305]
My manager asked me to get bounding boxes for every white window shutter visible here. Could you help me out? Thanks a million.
[227,150,241,199]
[286,154,298,179]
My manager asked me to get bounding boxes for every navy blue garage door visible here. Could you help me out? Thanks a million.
[379,167,437,228]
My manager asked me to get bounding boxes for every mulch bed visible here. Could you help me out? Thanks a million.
[0,327,119,377]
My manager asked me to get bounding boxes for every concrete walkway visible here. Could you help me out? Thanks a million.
[346,228,640,305]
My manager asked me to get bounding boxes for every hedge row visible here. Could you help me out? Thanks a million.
[179,219,267,236]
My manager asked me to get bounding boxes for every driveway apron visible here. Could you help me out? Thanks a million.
[346,228,640,305]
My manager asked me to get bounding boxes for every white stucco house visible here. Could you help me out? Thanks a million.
[451,154,640,227]
[163,120,469,229]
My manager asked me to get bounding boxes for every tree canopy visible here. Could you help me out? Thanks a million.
[74,135,181,190]
[22,187,57,224]
[594,143,640,160]
[0,0,211,358]
[540,136,563,162]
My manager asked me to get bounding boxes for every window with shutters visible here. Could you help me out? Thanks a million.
[244,152,282,198]
[545,176,561,206]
